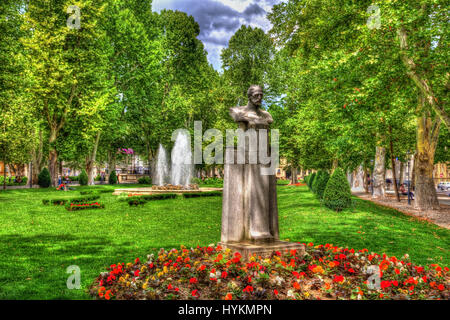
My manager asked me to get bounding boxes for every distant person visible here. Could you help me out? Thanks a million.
[399,184,414,200]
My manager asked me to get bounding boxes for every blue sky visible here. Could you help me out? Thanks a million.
[152,0,285,71]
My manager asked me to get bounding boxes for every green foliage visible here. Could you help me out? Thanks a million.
[109,171,118,185]
[79,170,88,186]
[38,168,51,188]
[70,195,101,204]
[315,171,330,200]
[42,199,68,206]
[127,193,177,206]
[192,177,223,186]
[138,177,152,184]
[0,176,28,186]
[311,171,323,194]
[66,202,105,211]
[308,173,316,189]
[182,191,222,198]
[277,179,290,186]
[323,168,352,212]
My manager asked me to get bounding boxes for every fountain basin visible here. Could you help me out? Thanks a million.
[112,187,222,196]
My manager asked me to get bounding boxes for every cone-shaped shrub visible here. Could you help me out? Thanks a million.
[323,168,352,211]
[38,168,51,188]
[109,170,118,185]
[312,171,324,194]
[308,172,316,189]
[79,170,88,186]
[316,171,330,199]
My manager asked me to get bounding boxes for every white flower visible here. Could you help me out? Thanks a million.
[287,290,295,298]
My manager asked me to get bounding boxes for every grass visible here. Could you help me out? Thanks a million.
[0,185,448,300]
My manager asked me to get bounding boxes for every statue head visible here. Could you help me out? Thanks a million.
[247,85,263,108]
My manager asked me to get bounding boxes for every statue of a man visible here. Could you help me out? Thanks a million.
[230,85,273,129]
[221,85,279,244]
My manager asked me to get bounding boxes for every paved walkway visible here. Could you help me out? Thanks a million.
[353,191,450,230]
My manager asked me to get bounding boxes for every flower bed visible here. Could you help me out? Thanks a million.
[66,202,105,211]
[69,195,101,204]
[89,243,449,300]
[42,199,68,206]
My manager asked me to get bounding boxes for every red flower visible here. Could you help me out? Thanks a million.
[243,285,253,293]
[394,268,400,275]
[221,271,228,279]
[274,289,279,295]
[189,277,198,284]
[348,268,355,273]
[438,284,445,291]
[392,280,399,287]
[225,293,232,300]
[333,275,344,283]
[381,281,391,289]
[192,289,199,297]
[167,284,173,290]
[134,269,140,277]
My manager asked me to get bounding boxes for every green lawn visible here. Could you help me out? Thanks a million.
[0,185,448,300]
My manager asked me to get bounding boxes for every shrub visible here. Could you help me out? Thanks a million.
[192,177,223,186]
[308,172,316,189]
[127,193,177,206]
[277,179,290,186]
[70,195,101,204]
[0,176,28,186]
[182,191,222,198]
[109,171,118,185]
[315,171,330,200]
[138,177,152,184]
[38,168,51,188]
[66,202,105,211]
[311,171,323,193]
[323,168,352,211]
[42,199,68,206]
[79,170,88,186]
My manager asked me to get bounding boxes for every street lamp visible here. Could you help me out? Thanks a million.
[406,150,411,205]
[370,159,374,195]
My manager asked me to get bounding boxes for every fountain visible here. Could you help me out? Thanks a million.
[113,132,219,195]
[153,144,169,186]
[170,131,192,186]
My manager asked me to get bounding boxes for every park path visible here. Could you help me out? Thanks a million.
[353,192,450,230]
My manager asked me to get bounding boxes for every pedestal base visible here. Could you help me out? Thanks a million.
[219,241,305,260]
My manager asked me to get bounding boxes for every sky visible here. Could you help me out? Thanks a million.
[152,0,285,71]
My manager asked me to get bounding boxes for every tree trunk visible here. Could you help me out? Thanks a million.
[372,145,386,199]
[414,107,440,210]
[32,129,44,185]
[399,162,404,186]
[332,159,338,171]
[291,167,298,184]
[3,163,6,191]
[363,166,369,193]
[389,126,400,202]
[86,132,101,186]
[48,149,58,187]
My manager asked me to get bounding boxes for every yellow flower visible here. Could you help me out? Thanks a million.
[142,283,148,290]
[250,256,256,262]
[163,266,168,273]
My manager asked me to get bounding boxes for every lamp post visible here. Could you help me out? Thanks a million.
[407,150,411,205]
[370,159,374,195]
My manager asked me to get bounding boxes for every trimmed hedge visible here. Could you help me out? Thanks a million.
[311,171,323,194]
[276,179,290,186]
[42,199,68,206]
[38,168,51,188]
[127,193,178,206]
[69,195,101,204]
[315,171,330,199]
[308,172,316,189]
[79,170,88,186]
[0,176,28,186]
[323,168,352,212]
[109,171,118,185]
[138,177,152,184]
[66,202,105,211]
[182,191,222,198]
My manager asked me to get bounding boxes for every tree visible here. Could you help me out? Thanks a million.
[323,168,352,211]
[221,25,274,101]
[22,0,113,186]
[268,0,448,209]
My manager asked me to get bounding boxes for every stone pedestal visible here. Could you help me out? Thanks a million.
[218,241,305,260]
